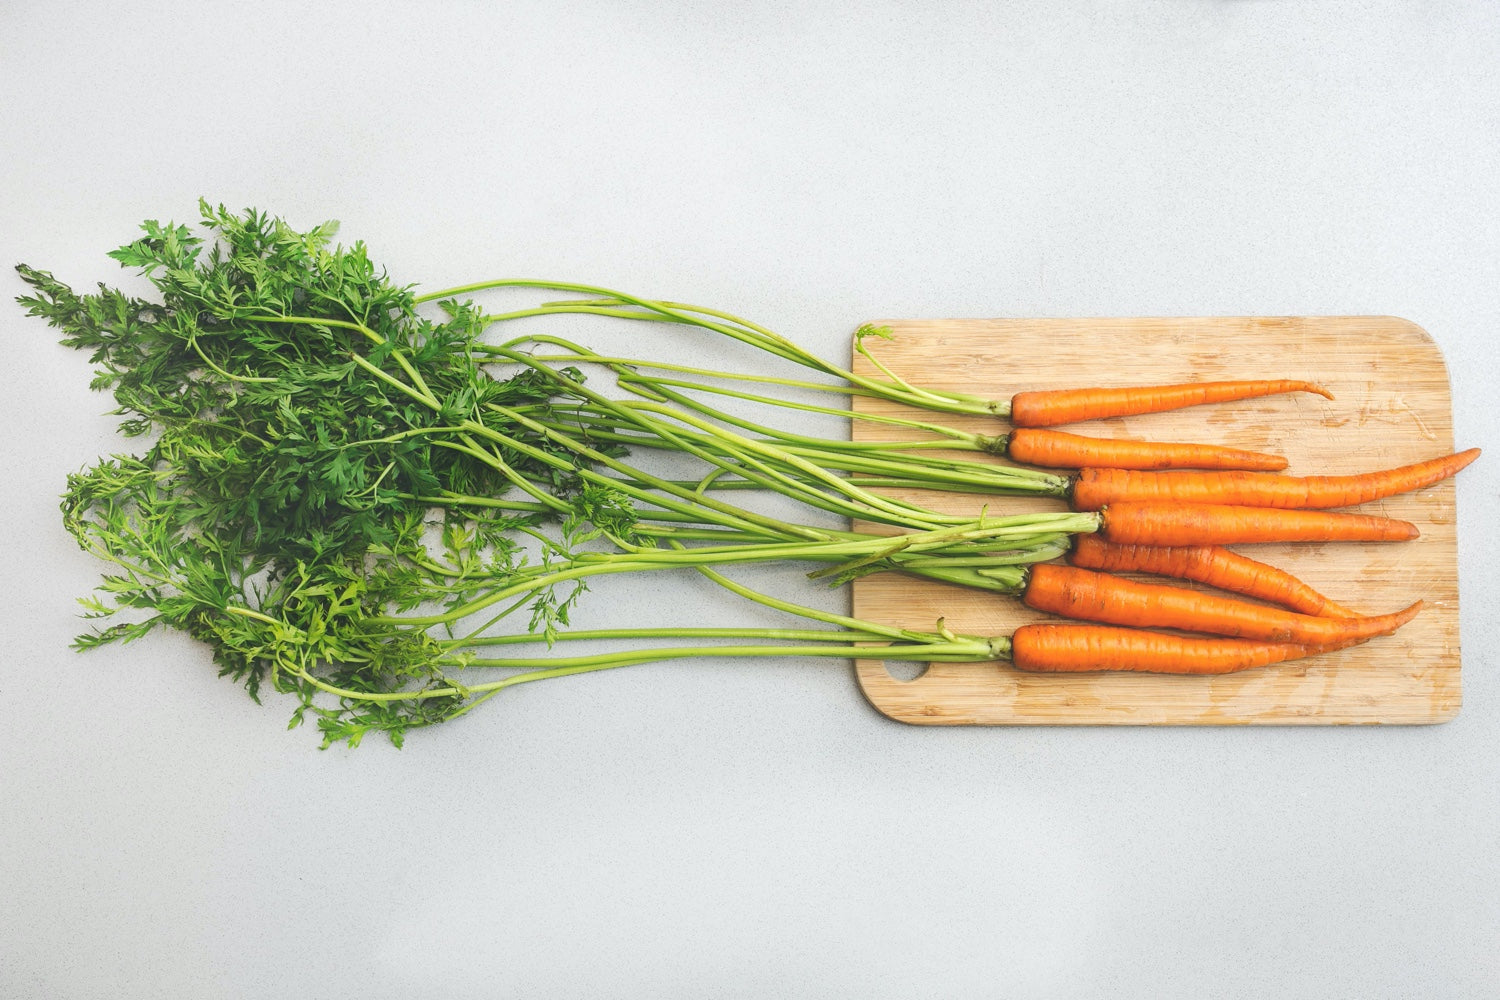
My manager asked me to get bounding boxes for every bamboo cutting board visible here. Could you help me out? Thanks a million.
[849,317,1462,725]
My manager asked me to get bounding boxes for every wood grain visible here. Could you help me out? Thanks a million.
[849,317,1462,725]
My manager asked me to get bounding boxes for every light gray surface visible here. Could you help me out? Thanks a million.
[2,2,1497,997]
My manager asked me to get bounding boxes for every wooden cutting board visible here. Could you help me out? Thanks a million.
[849,317,1462,725]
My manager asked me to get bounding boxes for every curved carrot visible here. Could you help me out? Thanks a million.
[1097,502,1419,546]
[1009,623,1362,675]
[1008,380,1332,428]
[1066,535,1359,618]
[1070,448,1480,511]
[1004,428,1287,471]
[1020,564,1419,645]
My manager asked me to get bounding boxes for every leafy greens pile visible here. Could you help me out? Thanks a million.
[16,202,1091,746]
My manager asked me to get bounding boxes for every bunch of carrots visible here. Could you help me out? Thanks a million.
[465,288,1477,677]
[890,379,1477,675]
[17,204,1481,744]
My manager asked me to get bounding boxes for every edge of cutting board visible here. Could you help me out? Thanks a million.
[849,316,1462,726]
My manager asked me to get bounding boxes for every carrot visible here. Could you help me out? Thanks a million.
[1067,535,1360,617]
[1005,428,1287,471]
[1097,502,1419,546]
[1070,448,1480,511]
[1020,563,1419,645]
[1009,623,1363,675]
[1008,380,1332,428]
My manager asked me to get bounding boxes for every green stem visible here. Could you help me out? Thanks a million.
[245,312,440,406]
[462,411,829,540]
[374,511,1096,629]
[484,331,992,444]
[414,280,1007,416]
[479,335,1063,500]
[450,626,886,648]
[484,347,984,530]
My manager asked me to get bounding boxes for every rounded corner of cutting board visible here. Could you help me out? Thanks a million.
[853,658,979,726]
[1366,314,1436,342]
[1429,699,1462,725]
[1358,314,1450,362]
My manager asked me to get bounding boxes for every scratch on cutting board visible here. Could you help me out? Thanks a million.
[1355,389,1437,439]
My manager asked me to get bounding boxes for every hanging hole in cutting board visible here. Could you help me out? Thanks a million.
[883,660,929,683]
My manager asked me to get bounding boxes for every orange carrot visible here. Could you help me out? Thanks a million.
[1009,623,1362,675]
[1070,448,1480,511]
[1004,428,1287,471]
[1097,502,1419,546]
[1067,535,1359,617]
[1008,380,1332,428]
[1020,564,1419,645]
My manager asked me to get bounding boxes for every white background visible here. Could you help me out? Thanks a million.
[2,2,1497,997]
